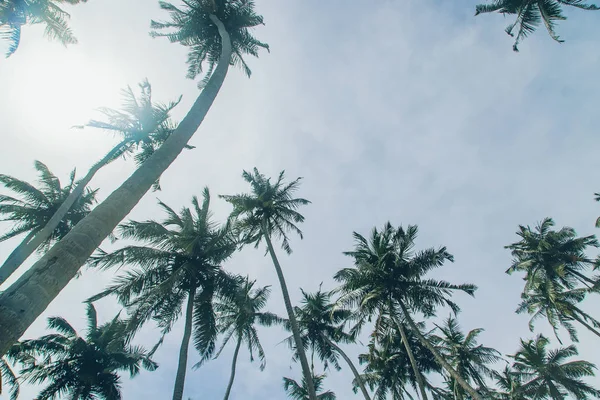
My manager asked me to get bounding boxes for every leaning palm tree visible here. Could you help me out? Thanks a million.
[335,222,480,399]
[511,335,600,399]
[0,80,183,286]
[431,317,502,399]
[474,0,600,51]
[0,161,96,281]
[505,218,600,293]
[0,356,19,400]
[15,303,157,399]
[214,277,282,400]
[88,189,237,400]
[0,0,268,357]
[0,0,88,57]
[517,281,600,343]
[283,373,336,400]
[285,287,372,400]
[220,168,317,400]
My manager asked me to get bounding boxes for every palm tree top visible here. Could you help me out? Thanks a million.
[150,0,269,81]
[220,168,310,254]
[283,373,337,400]
[475,0,600,51]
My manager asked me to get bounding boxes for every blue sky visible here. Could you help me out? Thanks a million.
[1,0,600,398]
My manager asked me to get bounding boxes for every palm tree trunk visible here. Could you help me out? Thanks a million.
[572,314,600,338]
[260,221,317,400]
[0,138,132,286]
[0,14,232,357]
[172,287,196,400]
[388,302,429,400]
[398,302,482,400]
[322,335,372,400]
[222,334,242,400]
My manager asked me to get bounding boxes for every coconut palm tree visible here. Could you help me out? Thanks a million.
[511,335,600,399]
[516,282,600,343]
[284,287,372,400]
[87,189,238,400]
[283,373,336,400]
[474,0,600,51]
[431,317,502,399]
[0,0,88,57]
[0,356,19,400]
[214,277,282,400]
[335,222,480,399]
[14,303,157,399]
[220,168,317,400]
[0,0,268,358]
[491,365,528,400]
[0,161,96,280]
[505,218,600,293]
[0,80,184,286]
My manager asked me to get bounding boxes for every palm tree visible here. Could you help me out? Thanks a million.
[0,0,268,357]
[285,287,372,400]
[283,373,337,400]
[474,0,600,51]
[516,283,600,342]
[505,218,600,293]
[511,335,600,399]
[0,160,96,281]
[0,0,88,57]
[0,356,19,400]
[431,317,502,399]
[87,189,237,400]
[335,222,480,399]
[220,168,317,400]
[491,365,528,400]
[14,303,157,399]
[0,80,183,286]
[214,277,282,400]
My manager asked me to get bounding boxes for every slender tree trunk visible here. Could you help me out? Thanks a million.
[572,314,600,338]
[261,222,317,400]
[172,287,196,400]
[388,302,428,400]
[223,334,243,400]
[0,14,232,357]
[322,335,372,400]
[0,139,132,286]
[398,302,482,400]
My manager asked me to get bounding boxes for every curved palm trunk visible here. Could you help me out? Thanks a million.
[172,287,196,400]
[0,138,132,286]
[0,14,232,357]
[388,304,428,400]
[222,333,242,400]
[322,335,372,400]
[261,222,317,400]
[398,302,482,400]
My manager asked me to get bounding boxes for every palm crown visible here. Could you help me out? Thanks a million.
[0,160,96,249]
[12,303,157,400]
[283,373,337,400]
[475,0,600,51]
[150,0,269,81]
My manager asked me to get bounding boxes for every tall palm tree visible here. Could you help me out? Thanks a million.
[431,317,502,399]
[335,222,480,400]
[0,161,96,280]
[214,277,282,400]
[516,283,600,342]
[0,0,268,357]
[474,0,600,51]
[0,80,184,285]
[87,189,237,400]
[505,218,600,293]
[0,356,19,400]
[511,335,600,399]
[0,0,88,57]
[283,373,337,400]
[14,303,157,399]
[220,168,317,400]
[285,287,372,400]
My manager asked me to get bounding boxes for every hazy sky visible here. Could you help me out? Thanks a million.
[1,0,600,398]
